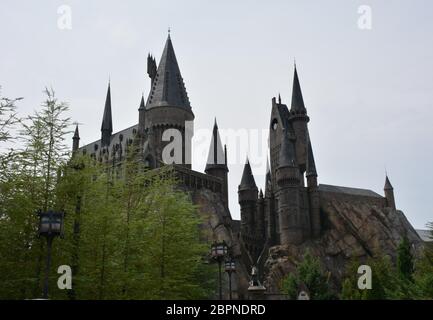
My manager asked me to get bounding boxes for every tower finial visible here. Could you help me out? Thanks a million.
[278,93,281,104]
[168,27,171,37]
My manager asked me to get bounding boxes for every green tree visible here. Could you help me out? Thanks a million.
[0,88,70,299]
[51,155,214,299]
[397,236,414,280]
[413,222,433,299]
[0,87,22,182]
[1,88,214,300]
[280,251,332,300]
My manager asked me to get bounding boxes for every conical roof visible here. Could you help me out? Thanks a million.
[291,65,306,114]
[306,134,317,177]
[146,35,191,109]
[101,82,113,133]
[205,119,227,172]
[384,175,393,190]
[239,158,257,190]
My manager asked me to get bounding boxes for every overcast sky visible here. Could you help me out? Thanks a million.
[1,0,432,228]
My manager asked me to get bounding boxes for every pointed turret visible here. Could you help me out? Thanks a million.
[239,158,258,191]
[72,124,80,152]
[384,175,393,190]
[205,119,229,206]
[146,34,191,109]
[238,157,260,264]
[384,175,396,210]
[289,64,310,173]
[144,34,195,169]
[138,94,146,137]
[205,119,227,171]
[291,65,306,114]
[101,82,113,147]
[138,94,145,111]
[306,134,320,238]
[306,136,317,178]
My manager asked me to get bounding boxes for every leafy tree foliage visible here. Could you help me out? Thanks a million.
[0,88,215,299]
[340,229,433,300]
[280,250,332,300]
[397,236,414,280]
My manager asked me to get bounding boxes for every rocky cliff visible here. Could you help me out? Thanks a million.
[189,188,251,299]
[263,192,423,294]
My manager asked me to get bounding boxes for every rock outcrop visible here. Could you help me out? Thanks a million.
[263,194,423,294]
[189,188,251,299]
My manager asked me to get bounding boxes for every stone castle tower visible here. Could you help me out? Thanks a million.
[237,65,408,268]
[237,65,322,263]
[73,34,222,179]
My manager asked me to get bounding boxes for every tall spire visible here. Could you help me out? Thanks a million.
[205,119,227,172]
[72,124,80,152]
[278,129,297,168]
[384,175,393,190]
[101,81,113,146]
[239,157,257,190]
[146,35,191,109]
[306,135,317,177]
[73,124,80,139]
[291,65,306,114]
[138,93,145,111]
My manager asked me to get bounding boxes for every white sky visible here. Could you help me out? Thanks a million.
[1,0,432,228]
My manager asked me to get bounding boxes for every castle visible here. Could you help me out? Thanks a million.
[72,34,422,297]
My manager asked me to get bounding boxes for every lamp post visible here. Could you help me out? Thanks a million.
[210,241,228,300]
[224,258,236,300]
[37,210,65,299]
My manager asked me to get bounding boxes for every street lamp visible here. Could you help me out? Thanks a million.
[37,210,65,299]
[210,241,228,300]
[224,258,236,300]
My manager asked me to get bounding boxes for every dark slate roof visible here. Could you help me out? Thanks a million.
[239,158,257,190]
[205,119,227,171]
[146,35,191,109]
[318,184,383,198]
[291,65,306,114]
[138,94,145,111]
[416,229,433,242]
[278,129,297,168]
[73,125,80,139]
[79,124,138,156]
[384,175,393,190]
[101,83,113,133]
[306,134,317,177]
